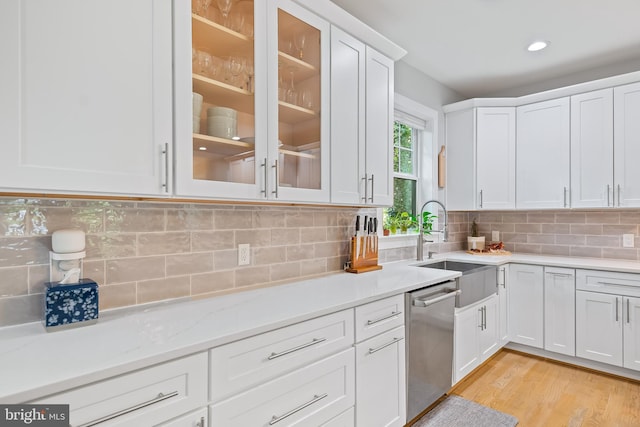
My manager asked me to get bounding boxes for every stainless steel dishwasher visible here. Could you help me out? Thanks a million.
[405,280,460,422]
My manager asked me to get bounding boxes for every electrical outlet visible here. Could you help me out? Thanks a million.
[492,231,500,242]
[623,234,635,248]
[238,243,250,265]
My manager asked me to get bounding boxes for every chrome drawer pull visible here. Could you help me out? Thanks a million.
[628,299,631,324]
[77,391,179,427]
[267,338,326,360]
[162,143,169,193]
[616,297,619,322]
[366,311,401,326]
[269,393,328,425]
[550,273,573,278]
[596,281,640,288]
[368,337,404,354]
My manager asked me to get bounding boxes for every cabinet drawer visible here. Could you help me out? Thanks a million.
[210,348,355,427]
[320,407,354,427]
[576,269,640,297]
[157,407,207,427]
[33,353,208,427]
[355,294,404,342]
[209,309,354,402]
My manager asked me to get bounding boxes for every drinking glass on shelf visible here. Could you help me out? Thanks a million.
[301,88,313,110]
[286,69,297,105]
[216,0,234,26]
[294,33,306,60]
[196,50,212,76]
[226,56,244,88]
[244,59,254,93]
[194,0,212,17]
[229,12,245,34]
[278,75,286,101]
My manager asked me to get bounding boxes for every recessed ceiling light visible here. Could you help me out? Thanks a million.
[527,40,549,52]
[199,146,207,151]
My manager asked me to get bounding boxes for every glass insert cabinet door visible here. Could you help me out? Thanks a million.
[191,0,257,185]
[268,0,330,202]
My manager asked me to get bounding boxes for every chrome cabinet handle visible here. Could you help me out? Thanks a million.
[563,187,568,207]
[77,391,179,427]
[480,190,484,208]
[607,184,611,206]
[362,174,368,202]
[618,184,622,206]
[267,338,326,360]
[162,143,169,193]
[369,337,404,354]
[478,307,484,330]
[261,158,268,198]
[498,268,506,288]
[550,272,573,278]
[369,174,375,203]
[197,416,205,427]
[628,298,631,324]
[272,159,279,198]
[483,306,487,330]
[413,289,461,307]
[616,297,619,322]
[366,311,401,326]
[269,393,328,425]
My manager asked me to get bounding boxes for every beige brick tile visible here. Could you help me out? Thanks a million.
[191,271,235,295]
[254,247,287,265]
[271,262,301,281]
[555,212,586,224]
[314,211,338,227]
[253,210,286,228]
[0,204,27,236]
[28,264,50,294]
[285,211,313,228]
[556,235,586,246]
[287,244,316,261]
[602,224,638,236]
[235,266,270,287]
[271,228,300,246]
[86,234,137,260]
[213,249,239,270]
[503,213,528,223]
[527,213,556,223]
[570,246,602,258]
[528,234,555,244]
[105,208,165,232]
[570,224,602,235]
[602,248,638,261]
[586,212,620,224]
[99,282,136,310]
[166,209,213,231]
[586,235,621,248]
[304,227,327,243]
[0,266,28,297]
[167,253,213,276]
[30,207,105,235]
[105,256,165,284]
[515,224,541,234]
[214,209,253,229]
[513,243,542,254]
[83,260,106,286]
[192,230,235,251]
[0,236,50,267]
[543,245,571,256]
[541,224,570,234]
[137,276,190,304]
[301,259,327,276]
[235,229,271,247]
[138,232,190,256]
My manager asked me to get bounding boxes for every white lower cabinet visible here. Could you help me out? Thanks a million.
[354,295,406,427]
[157,408,207,427]
[32,353,208,427]
[544,267,576,356]
[575,269,640,371]
[320,407,355,427]
[508,264,544,348]
[210,348,355,426]
[453,294,499,384]
[355,326,406,427]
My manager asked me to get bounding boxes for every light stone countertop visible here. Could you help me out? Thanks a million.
[0,260,460,403]
[1,251,639,404]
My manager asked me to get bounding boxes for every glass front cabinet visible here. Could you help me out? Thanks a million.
[175,0,329,202]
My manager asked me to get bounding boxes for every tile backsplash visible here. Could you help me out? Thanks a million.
[472,210,640,260]
[0,197,374,327]
[2,198,639,328]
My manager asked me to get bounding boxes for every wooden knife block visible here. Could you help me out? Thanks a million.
[345,235,382,274]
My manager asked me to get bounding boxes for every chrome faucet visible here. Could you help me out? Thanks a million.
[417,199,448,261]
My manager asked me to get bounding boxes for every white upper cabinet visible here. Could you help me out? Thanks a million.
[174,0,331,203]
[445,107,515,210]
[614,81,640,207]
[330,28,393,206]
[0,0,173,196]
[570,89,614,208]
[476,108,516,210]
[516,98,570,209]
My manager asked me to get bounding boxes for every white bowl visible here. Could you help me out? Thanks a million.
[193,116,201,134]
[207,124,237,139]
[192,92,203,116]
[207,106,237,118]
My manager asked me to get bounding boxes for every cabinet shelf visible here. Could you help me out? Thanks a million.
[278,52,317,82]
[193,133,254,156]
[278,101,316,123]
[193,74,254,114]
[192,13,252,58]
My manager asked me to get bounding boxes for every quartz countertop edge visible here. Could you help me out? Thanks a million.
[0,259,459,403]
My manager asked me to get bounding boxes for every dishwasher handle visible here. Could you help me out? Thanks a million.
[412,289,460,307]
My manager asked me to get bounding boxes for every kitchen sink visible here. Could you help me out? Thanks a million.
[415,261,498,307]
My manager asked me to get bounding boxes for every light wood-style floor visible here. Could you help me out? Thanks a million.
[451,349,640,427]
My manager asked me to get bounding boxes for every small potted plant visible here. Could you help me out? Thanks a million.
[395,211,416,234]
[467,219,485,250]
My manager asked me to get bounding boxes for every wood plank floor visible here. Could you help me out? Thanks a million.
[451,349,640,427]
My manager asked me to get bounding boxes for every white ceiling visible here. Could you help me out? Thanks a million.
[330,0,640,98]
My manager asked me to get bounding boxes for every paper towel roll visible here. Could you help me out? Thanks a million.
[52,229,86,253]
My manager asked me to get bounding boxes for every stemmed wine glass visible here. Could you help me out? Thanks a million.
[216,0,234,27]
[294,33,306,60]
[286,69,297,105]
[194,0,212,17]
[244,59,254,93]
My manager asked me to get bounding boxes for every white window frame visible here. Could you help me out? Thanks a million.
[379,94,439,249]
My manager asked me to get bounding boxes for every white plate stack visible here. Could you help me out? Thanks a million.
[193,92,203,134]
[207,106,237,139]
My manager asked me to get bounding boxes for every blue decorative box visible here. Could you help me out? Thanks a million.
[44,279,99,331]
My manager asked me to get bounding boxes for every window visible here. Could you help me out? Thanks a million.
[382,95,437,237]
